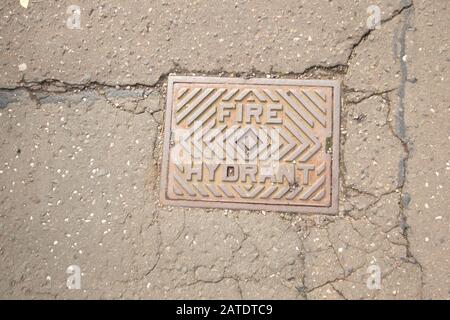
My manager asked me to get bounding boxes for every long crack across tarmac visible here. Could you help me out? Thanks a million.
[0,0,449,299]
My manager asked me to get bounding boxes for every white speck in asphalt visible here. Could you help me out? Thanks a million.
[20,0,29,9]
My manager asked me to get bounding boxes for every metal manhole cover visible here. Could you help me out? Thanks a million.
[160,76,340,214]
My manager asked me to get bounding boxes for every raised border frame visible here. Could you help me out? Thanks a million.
[160,76,341,214]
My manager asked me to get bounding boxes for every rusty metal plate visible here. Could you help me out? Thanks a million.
[160,76,340,214]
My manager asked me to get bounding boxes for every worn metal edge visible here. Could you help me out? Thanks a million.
[159,75,341,215]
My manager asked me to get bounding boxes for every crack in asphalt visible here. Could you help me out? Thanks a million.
[0,0,427,299]
[345,0,414,66]
[390,2,425,299]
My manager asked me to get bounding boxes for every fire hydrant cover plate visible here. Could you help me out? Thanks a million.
[160,76,340,214]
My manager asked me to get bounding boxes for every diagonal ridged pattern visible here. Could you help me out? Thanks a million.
[160,76,340,214]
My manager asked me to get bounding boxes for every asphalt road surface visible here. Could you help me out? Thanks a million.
[0,0,449,299]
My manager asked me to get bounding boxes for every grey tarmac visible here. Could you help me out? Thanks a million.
[0,0,449,299]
